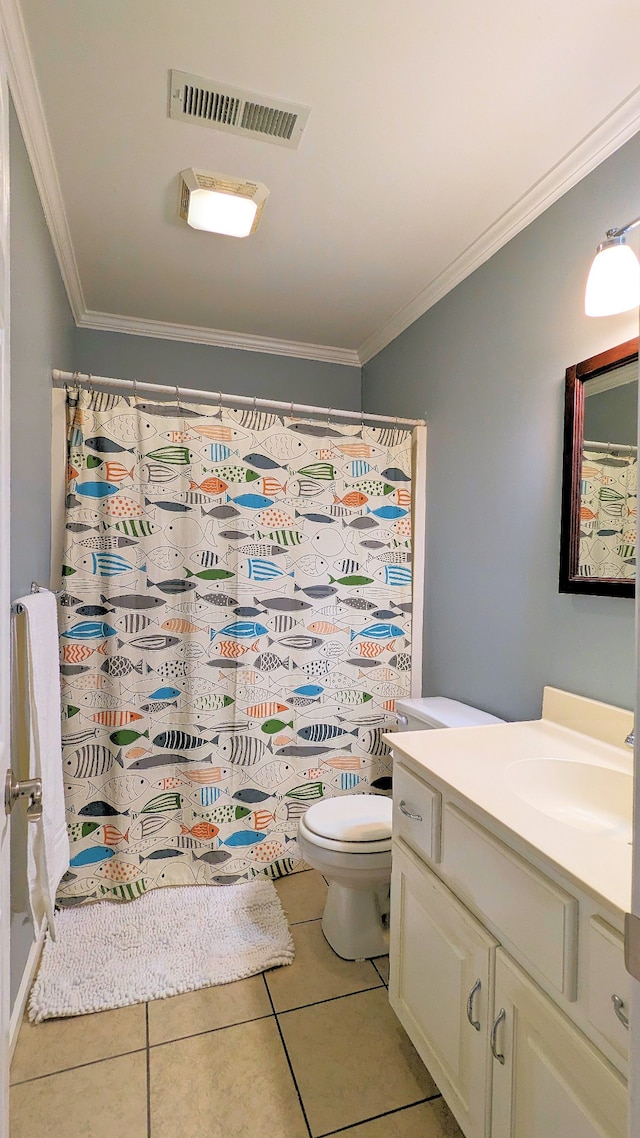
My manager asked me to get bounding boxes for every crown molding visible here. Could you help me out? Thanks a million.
[359,85,640,365]
[1,0,85,320]
[77,309,362,367]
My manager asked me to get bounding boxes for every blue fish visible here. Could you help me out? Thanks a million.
[230,493,275,510]
[339,773,361,790]
[205,444,238,462]
[197,786,222,806]
[62,621,118,640]
[243,453,283,470]
[69,845,116,867]
[366,505,408,520]
[293,683,324,696]
[75,481,119,499]
[380,565,412,586]
[85,552,143,577]
[221,831,267,848]
[244,558,294,581]
[212,621,268,639]
[350,622,404,641]
[148,686,181,700]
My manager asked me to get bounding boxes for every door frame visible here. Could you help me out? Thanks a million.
[0,12,10,1136]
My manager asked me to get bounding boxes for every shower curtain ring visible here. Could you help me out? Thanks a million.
[132,378,138,403]
[328,407,333,427]
[218,390,223,417]
[289,401,294,420]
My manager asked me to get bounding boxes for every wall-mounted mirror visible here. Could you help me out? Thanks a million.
[560,337,638,598]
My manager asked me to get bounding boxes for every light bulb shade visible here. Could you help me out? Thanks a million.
[178,169,269,238]
[585,240,640,317]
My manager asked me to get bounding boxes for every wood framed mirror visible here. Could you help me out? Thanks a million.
[560,337,638,598]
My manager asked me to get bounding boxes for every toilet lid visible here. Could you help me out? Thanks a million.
[304,794,392,843]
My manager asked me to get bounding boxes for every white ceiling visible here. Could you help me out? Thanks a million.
[12,0,640,363]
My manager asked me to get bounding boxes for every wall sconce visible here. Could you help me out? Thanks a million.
[585,216,640,316]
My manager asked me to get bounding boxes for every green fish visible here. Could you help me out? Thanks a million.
[347,480,394,496]
[184,568,235,580]
[62,564,77,576]
[335,690,373,705]
[206,466,259,483]
[201,805,251,824]
[146,446,192,465]
[261,719,294,735]
[599,487,624,501]
[109,728,150,746]
[295,463,336,481]
[266,529,305,546]
[99,879,149,900]
[63,705,80,719]
[67,821,100,841]
[285,782,324,801]
[109,518,159,537]
[328,574,374,587]
[86,455,103,469]
[141,792,182,814]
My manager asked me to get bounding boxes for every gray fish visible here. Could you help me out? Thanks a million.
[57,894,97,908]
[294,512,335,524]
[347,658,378,669]
[360,728,392,757]
[359,540,388,550]
[233,788,272,803]
[293,585,336,599]
[140,700,179,712]
[127,752,199,770]
[66,493,81,509]
[147,577,197,595]
[276,745,334,757]
[152,730,209,750]
[60,664,90,676]
[116,613,152,633]
[254,652,290,672]
[271,634,322,650]
[289,422,354,438]
[100,656,144,679]
[298,724,358,741]
[105,592,166,610]
[64,745,116,778]
[197,592,237,607]
[372,609,398,619]
[341,597,376,610]
[76,604,116,617]
[79,800,128,817]
[145,498,192,513]
[371,776,393,791]
[60,593,82,606]
[86,436,134,454]
[380,467,410,482]
[140,849,183,860]
[234,607,264,617]
[76,536,138,550]
[342,517,378,529]
[388,653,411,671]
[62,727,100,746]
[395,602,412,614]
[243,453,283,470]
[193,850,232,865]
[286,696,321,708]
[216,735,269,765]
[127,634,180,651]
[200,505,240,519]
[135,401,199,418]
[219,530,255,541]
[207,659,243,670]
[66,523,98,534]
[258,596,311,611]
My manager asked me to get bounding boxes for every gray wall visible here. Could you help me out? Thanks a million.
[10,102,75,599]
[363,135,640,722]
[584,380,637,448]
[73,329,361,409]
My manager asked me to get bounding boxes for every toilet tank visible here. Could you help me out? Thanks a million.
[395,696,505,732]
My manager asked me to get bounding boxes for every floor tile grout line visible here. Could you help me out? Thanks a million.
[148,1010,275,1049]
[273,982,385,1018]
[262,973,313,1138]
[315,1092,444,1137]
[371,959,389,987]
[145,1003,151,1138]
[10,1045,148,1087]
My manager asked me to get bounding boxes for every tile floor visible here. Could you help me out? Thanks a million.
[10,870,463,1138]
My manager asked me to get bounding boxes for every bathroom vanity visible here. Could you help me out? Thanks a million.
[387,687,633,1138]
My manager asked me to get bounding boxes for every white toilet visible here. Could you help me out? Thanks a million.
[297,696,504,960]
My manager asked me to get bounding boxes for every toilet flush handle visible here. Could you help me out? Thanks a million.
[399,800,422,822]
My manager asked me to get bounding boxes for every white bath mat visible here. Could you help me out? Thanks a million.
[29,881,294,1021]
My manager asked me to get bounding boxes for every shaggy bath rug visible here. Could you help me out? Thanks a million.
[29,881,294,1020]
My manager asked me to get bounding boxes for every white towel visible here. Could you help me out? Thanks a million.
[15,591,69,937]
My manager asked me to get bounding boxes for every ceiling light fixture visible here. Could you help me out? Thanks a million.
[585,216,640,316]
[178,169,269,238]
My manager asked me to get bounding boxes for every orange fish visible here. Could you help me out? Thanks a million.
[260,477,286,496]
[334,491,367,508]
[580,506,597,521]
[162,618,203,634]
[392,488,411,507]
[68,464,79,481]
[274,734,293,746]
[394,517,412,537]
[95,860,142,883]
[181,821,219,840]
[307,621,341,635]
[91,709,144,726]
[245,701,288,718]
[125,746,151,760]
[256,508,295,529]
[183,767,229,784]
[191,424,235,441]
[383,699,396,712]
[167,431,193,443]
[334,443,373,458]
[157,776,185,790]
[251,840,287,863]
[218,640,257,658]
[323,755,368,770]
[104,461,135,482]
[189,477,227,495]
[103,496,143,518]
[231,669,259,684]
[354,642,387,658]
[316,449,335,461]
[251,810,276,830]
[62,643,100,663]
[304,768,324,779]
[359,667,393,681]
[100,825,129,846]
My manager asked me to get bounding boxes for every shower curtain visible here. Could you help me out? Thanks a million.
[58,387,414,903]
[579,445,637,579]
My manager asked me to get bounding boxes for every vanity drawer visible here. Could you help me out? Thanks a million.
[442,805,578,999]
[588,917,629,1060]
[393,764,441,863]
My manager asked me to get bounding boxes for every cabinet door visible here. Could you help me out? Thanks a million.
[491,949,627,1138]
[390,841,497,1138]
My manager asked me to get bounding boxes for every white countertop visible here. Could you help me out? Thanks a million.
[387,718,633,916]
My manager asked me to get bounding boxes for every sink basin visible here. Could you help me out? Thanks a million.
[505,757,633,841]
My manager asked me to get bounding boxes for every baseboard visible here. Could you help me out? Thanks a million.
[9,917,46,1059]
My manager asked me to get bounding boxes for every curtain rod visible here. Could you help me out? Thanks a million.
[584,439,637,455]
[52,370,425,428]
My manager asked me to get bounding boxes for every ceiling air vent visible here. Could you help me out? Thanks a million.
[169,71,310,149]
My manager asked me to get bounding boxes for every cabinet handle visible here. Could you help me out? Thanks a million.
[466,979,481,1031]
[399,800,422,822]
[490,1007,506,1064]
[612,994,630,1029]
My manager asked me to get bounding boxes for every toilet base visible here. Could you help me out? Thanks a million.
[321,881,389,960]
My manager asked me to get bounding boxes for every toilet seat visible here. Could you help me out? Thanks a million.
[300,795,392,855]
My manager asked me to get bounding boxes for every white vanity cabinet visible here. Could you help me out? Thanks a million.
[389,750,629,1138]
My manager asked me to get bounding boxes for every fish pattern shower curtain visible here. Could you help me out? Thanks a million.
[579,446,637,579]
[58,387,413,904]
